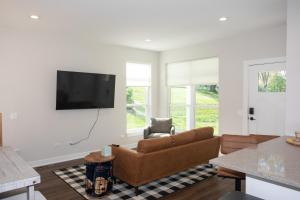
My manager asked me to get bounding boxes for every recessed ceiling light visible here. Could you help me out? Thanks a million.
[145,39,152,42]
[219,17,228,22]
[30,15,40,20]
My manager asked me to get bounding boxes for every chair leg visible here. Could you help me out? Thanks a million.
[207,164,213,168]
[235,179,241,191]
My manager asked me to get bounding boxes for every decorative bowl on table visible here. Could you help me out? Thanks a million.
[295,131,300,142]
[286,137,300,146]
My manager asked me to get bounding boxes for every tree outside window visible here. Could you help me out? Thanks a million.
[258,71,286,92]
[126,63,151,133]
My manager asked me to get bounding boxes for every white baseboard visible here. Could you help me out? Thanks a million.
[29,143,137,168]
[29,150,96,168]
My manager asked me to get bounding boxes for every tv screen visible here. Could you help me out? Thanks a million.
[56,70,116,110]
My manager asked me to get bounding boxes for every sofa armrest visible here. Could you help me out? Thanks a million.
[170,125,175,135]
[112,146,143,186]
[144,127,151,139]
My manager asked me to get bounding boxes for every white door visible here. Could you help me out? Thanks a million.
[248,62,286,135]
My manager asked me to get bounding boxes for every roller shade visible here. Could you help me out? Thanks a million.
[167,57,219,86]
[126,63,151,86]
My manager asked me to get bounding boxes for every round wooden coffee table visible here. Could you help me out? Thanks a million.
[84,151,115,197]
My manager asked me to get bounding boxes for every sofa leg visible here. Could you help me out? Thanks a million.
[235,179,241,191]
[135,187,140,195]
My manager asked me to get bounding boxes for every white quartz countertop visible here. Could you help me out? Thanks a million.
[210,136,300,189]
[0,146,41,193]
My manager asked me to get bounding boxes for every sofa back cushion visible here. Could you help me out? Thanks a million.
[137,127,215,153]
[150,118,172,133]
[137,136,173,153]
[193,127,214,141]
[171,130,195,146]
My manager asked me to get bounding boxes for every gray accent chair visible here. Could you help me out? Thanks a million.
[144,118,175,139]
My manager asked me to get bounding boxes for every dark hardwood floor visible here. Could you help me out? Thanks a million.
[0,159,245,200]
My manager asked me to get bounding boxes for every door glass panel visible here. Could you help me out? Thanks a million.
[258,71,286,92]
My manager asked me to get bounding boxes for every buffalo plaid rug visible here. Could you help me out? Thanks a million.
[54,164,216,200]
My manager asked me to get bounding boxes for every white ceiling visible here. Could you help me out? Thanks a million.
[0,0,286,51]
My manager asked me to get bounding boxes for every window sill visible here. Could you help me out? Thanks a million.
[127,129,144,137]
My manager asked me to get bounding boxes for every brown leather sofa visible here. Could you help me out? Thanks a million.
[112,127,220,194]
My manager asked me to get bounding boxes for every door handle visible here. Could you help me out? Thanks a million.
[249,116,256,121]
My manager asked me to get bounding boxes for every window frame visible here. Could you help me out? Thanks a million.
[126,62,152,136]
[168,86,193,131]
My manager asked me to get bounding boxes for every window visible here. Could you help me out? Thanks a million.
[126,63,151,134]
[169,85,219,134]
[126,87,149,129]
[258,71,286,92]
[170,87,189,131]
[167,57,219,134]
[195,85,219,133]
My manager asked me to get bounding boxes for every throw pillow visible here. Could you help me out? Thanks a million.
[151,118,172,133]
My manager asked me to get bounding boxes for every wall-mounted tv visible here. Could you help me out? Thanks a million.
[56,70,116,110]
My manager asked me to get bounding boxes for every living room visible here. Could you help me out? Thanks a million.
[0,0,299,200]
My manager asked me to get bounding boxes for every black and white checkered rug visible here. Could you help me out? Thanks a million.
[54,164,216,200]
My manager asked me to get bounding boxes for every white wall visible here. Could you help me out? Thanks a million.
[159,25,286,134]
[0,23,289,165]
[0,30,159,164]
[285,0,300,134]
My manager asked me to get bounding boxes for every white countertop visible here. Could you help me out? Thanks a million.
[210,136,300,189]
[0,146,41,193]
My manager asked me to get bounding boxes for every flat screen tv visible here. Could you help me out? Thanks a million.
[56,70,116,110]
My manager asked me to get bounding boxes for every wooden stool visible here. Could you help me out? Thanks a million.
[84,151,115,197]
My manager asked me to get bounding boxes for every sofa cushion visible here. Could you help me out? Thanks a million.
[171,130,195,146]
[150,118,172,133]
[137,136,174,153]
[193,127,214,141]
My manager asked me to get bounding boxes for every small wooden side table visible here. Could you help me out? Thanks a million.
[84,151,115,197]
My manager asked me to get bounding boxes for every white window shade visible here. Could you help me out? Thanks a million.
[167,57,219,86]
[126,63,151,86]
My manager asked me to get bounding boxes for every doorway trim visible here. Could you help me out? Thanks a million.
[242,57,286,134]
